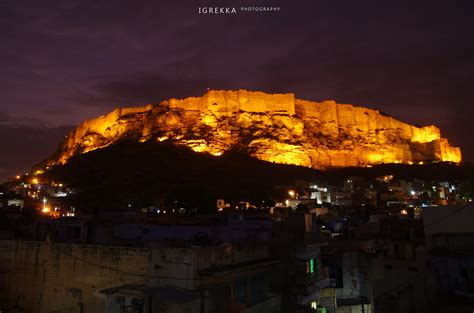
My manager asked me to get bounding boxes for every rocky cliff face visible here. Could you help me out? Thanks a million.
[48,90,462,169]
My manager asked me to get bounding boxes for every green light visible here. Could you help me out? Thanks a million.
[310,259,314,274]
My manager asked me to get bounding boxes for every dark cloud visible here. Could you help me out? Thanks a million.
[73,73,220,108]
[0,0,473,175]
[0,111,10,123]
[0,125,72,182]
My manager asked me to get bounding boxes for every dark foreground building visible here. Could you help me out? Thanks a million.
[0,240,280,313]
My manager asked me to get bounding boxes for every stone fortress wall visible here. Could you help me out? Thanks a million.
[49,90,462,168]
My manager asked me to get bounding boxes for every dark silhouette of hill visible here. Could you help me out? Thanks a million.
[44,139,474,212]
[45,140,322,211]
[325,162,474,182]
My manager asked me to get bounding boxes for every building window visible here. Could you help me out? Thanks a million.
[249,273,266,304]
[463,269,474,291]
[233,277,248,304]
[306,259,315,274]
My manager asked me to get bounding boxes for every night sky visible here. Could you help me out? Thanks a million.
[0,0,473,181]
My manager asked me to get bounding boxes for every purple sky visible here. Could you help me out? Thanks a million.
[0,0,473,181]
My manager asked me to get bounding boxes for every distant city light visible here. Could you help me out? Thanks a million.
[288,190,295,197]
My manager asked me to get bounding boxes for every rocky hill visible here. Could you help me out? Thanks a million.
[46,90,461,169]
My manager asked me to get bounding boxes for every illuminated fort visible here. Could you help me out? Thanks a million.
[48,90,462,169]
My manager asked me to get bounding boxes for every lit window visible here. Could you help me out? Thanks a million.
[310,259,314,274]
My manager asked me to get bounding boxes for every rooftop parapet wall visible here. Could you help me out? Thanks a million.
[0,240,274,313]
[0,240,151,313]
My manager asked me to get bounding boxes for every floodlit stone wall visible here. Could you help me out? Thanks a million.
[48,90,462,169]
